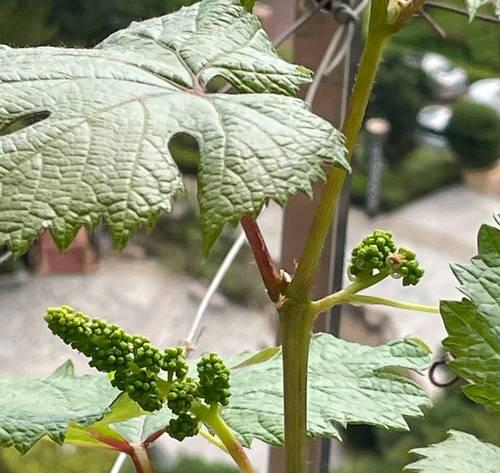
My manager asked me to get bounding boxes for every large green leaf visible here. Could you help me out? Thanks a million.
[441,223,500,412]
[0,361,119,454]
[223,333,431,447]
[0,0,347,256]
[465,0,500,19]
[405,430,500,472]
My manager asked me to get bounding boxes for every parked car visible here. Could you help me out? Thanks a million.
[466,78,500,115]
[405,52,468,100]
[416,104,452,147]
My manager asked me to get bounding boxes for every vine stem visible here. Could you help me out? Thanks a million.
[129,445,155,473]
[278,6,393,473]
[289,29,390,300]
[278,302,315,473]
[192,403,257,473]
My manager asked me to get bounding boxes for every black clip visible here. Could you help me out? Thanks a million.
[311,0,359,23]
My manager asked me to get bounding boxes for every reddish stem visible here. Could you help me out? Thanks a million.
[143,427,167,448]
[89,429,132,453]
[240,215,283,302]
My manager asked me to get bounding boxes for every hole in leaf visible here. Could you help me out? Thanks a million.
[0,110,51,137]
[169,132,200,175]
[206,75,233,94]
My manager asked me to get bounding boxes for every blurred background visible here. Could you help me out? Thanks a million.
[0,1,499,473]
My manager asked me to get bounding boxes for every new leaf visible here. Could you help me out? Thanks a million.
[223,333,432,447]
[441,223,500,412]
[0,0,348,256]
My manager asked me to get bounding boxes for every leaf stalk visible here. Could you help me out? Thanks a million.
[192,403,257,473]
[129,444,155,473]
[241,215,284,302]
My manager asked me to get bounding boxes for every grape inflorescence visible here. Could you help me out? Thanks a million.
[45,306,232,441]
[349,230,424,286]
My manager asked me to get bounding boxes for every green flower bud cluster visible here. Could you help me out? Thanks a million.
[348,230,424,286]
[165,353,231,441]
[197,353,231,406]
[388,247,425,286]
[167,378,199,415]
[45,306,187,412]
[167,413,199,441]
[349,230,396,278]
[45,307,233,443]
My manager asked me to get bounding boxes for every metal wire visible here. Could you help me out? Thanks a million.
[324,21,356,76]
[0,251,12,266]
[305,25,347,105]
[304,0,369,106]
[429,356,460,388]
[109,452,128,473]
[183,231,247,348]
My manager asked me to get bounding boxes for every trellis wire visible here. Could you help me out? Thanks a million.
[0,251,12,266]
[183,231,247,347]
[109,452,128,473]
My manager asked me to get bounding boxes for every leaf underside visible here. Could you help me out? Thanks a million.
[441,223,500,412]
[0,0,348,257]
[223,333,432,447]
[0,361,118,454]
[405,430,500,473]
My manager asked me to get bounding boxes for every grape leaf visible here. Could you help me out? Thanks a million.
[112,407,174,444]
[441,223,500,412]
[222,333,431,447]
[0,0,347,256]
[0,361,119,454]
[405,430,500,473]
[465,0,500,19]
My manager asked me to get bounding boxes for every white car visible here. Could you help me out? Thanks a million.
[406,52,468,100]
[466,79,500,115]
[421,53,468,100]
[416,104,452,147]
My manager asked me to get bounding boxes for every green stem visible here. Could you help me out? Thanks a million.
[192,404,257,473]
[289,31,390,301]
[313,293,439,315]
[346,295,440,314]
[199,428,230,453]
[279,302,315,473]
[311,271,390,313]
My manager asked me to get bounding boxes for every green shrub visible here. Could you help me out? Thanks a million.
[446,101,500,169]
